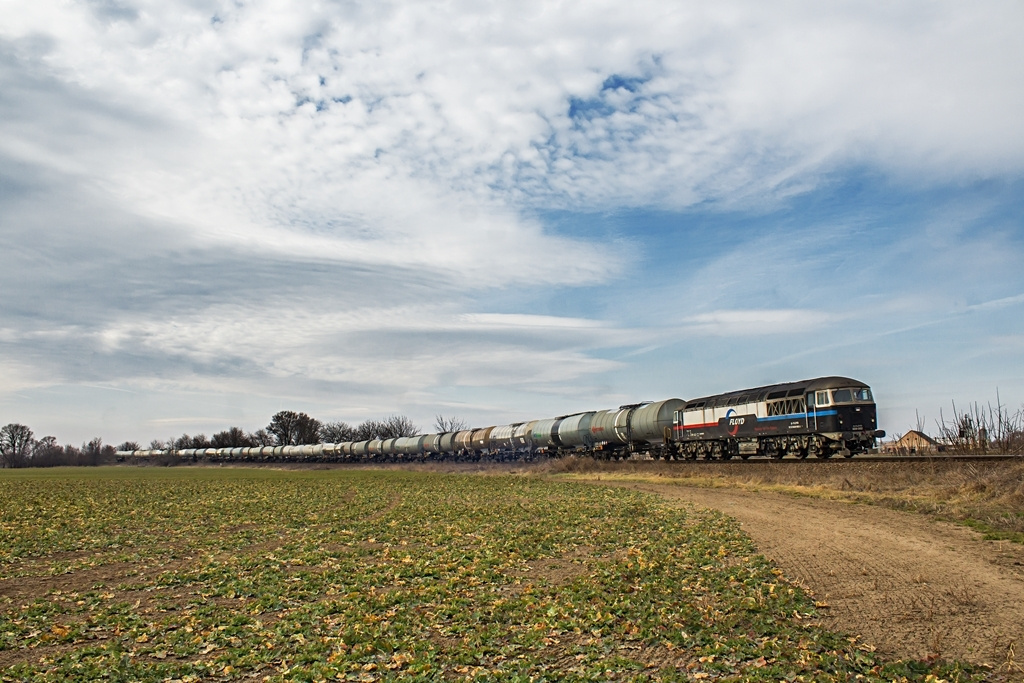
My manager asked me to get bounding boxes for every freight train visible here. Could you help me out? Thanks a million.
[119,376,884,462]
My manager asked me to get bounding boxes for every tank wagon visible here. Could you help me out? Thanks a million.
[118,376,883,463]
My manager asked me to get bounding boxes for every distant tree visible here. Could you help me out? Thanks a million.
[354,419,384,441]
[117,441,141,452]
[31,436,65,466]
[248,429,274,446]
[33,435,59,454]
[380,414,419,438]
[434,415,468,433]
[293,415,321,445]
[149,439,167,450]
[349,416,419,440]
[267,411,322,446]
[81,437,115,466]
[211,427,253,449]
[319,421,357,443]
[63,443,82,464]
[1,423,34,468]
[174,433,211,450]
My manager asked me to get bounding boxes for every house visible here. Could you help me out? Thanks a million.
[883,430,943,454]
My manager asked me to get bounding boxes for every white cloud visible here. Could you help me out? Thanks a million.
[2,0,1023,441]
[678,309,836,336]
[91,303,633,389]
[5,0,1022,244]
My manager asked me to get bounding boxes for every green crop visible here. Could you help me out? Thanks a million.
[0,468,983,681]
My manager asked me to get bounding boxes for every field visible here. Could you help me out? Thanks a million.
[0,468,986,681]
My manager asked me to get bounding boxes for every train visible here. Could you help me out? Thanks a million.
[118,376,884,463]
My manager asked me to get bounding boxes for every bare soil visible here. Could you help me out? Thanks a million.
[611,481,1024,673]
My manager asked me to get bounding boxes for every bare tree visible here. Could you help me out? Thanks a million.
[937,397,1024,455]
[82,437,115,466]
[354,419,384,441]
[211,427,253,448]
[174,433,211,450]
[248,429,274,446]
[434,415,468,433]
[267,411,322,446]
[0,423,34,468]
[31,436,64,466]
[380,414,419,438]
[319,421,357,443]
[117,441,141,452]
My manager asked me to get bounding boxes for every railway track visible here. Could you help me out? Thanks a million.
[644,453,1023,464]
[121,451,1022,465]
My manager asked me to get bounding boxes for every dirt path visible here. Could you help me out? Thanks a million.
[614,482,1024,671]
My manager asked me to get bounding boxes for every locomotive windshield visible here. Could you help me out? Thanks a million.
[830,387,873,403]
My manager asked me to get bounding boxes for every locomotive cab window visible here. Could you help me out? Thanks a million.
[831,389,853,404]
[814,391,830,407]
[854,388,873,401]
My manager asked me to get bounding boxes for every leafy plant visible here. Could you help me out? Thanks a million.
[0,468,984,681]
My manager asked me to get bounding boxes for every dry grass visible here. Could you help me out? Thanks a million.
[536,457,1024,542]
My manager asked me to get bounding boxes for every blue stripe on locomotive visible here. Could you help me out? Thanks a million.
[760,409,837,422]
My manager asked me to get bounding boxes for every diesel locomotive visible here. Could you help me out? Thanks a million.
[671,376,884,459]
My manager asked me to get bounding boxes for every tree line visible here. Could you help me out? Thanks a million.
[152,412,422,451]
[1,412,467,467]
[0,424,117,468]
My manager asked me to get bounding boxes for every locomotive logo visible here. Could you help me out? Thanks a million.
[725,409,745,436]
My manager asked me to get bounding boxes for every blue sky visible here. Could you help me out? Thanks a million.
[1,1,1022,445]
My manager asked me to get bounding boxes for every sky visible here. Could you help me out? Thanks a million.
[1,0,1023,446]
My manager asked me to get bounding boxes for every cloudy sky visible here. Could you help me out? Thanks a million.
[2,0,1023,445]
